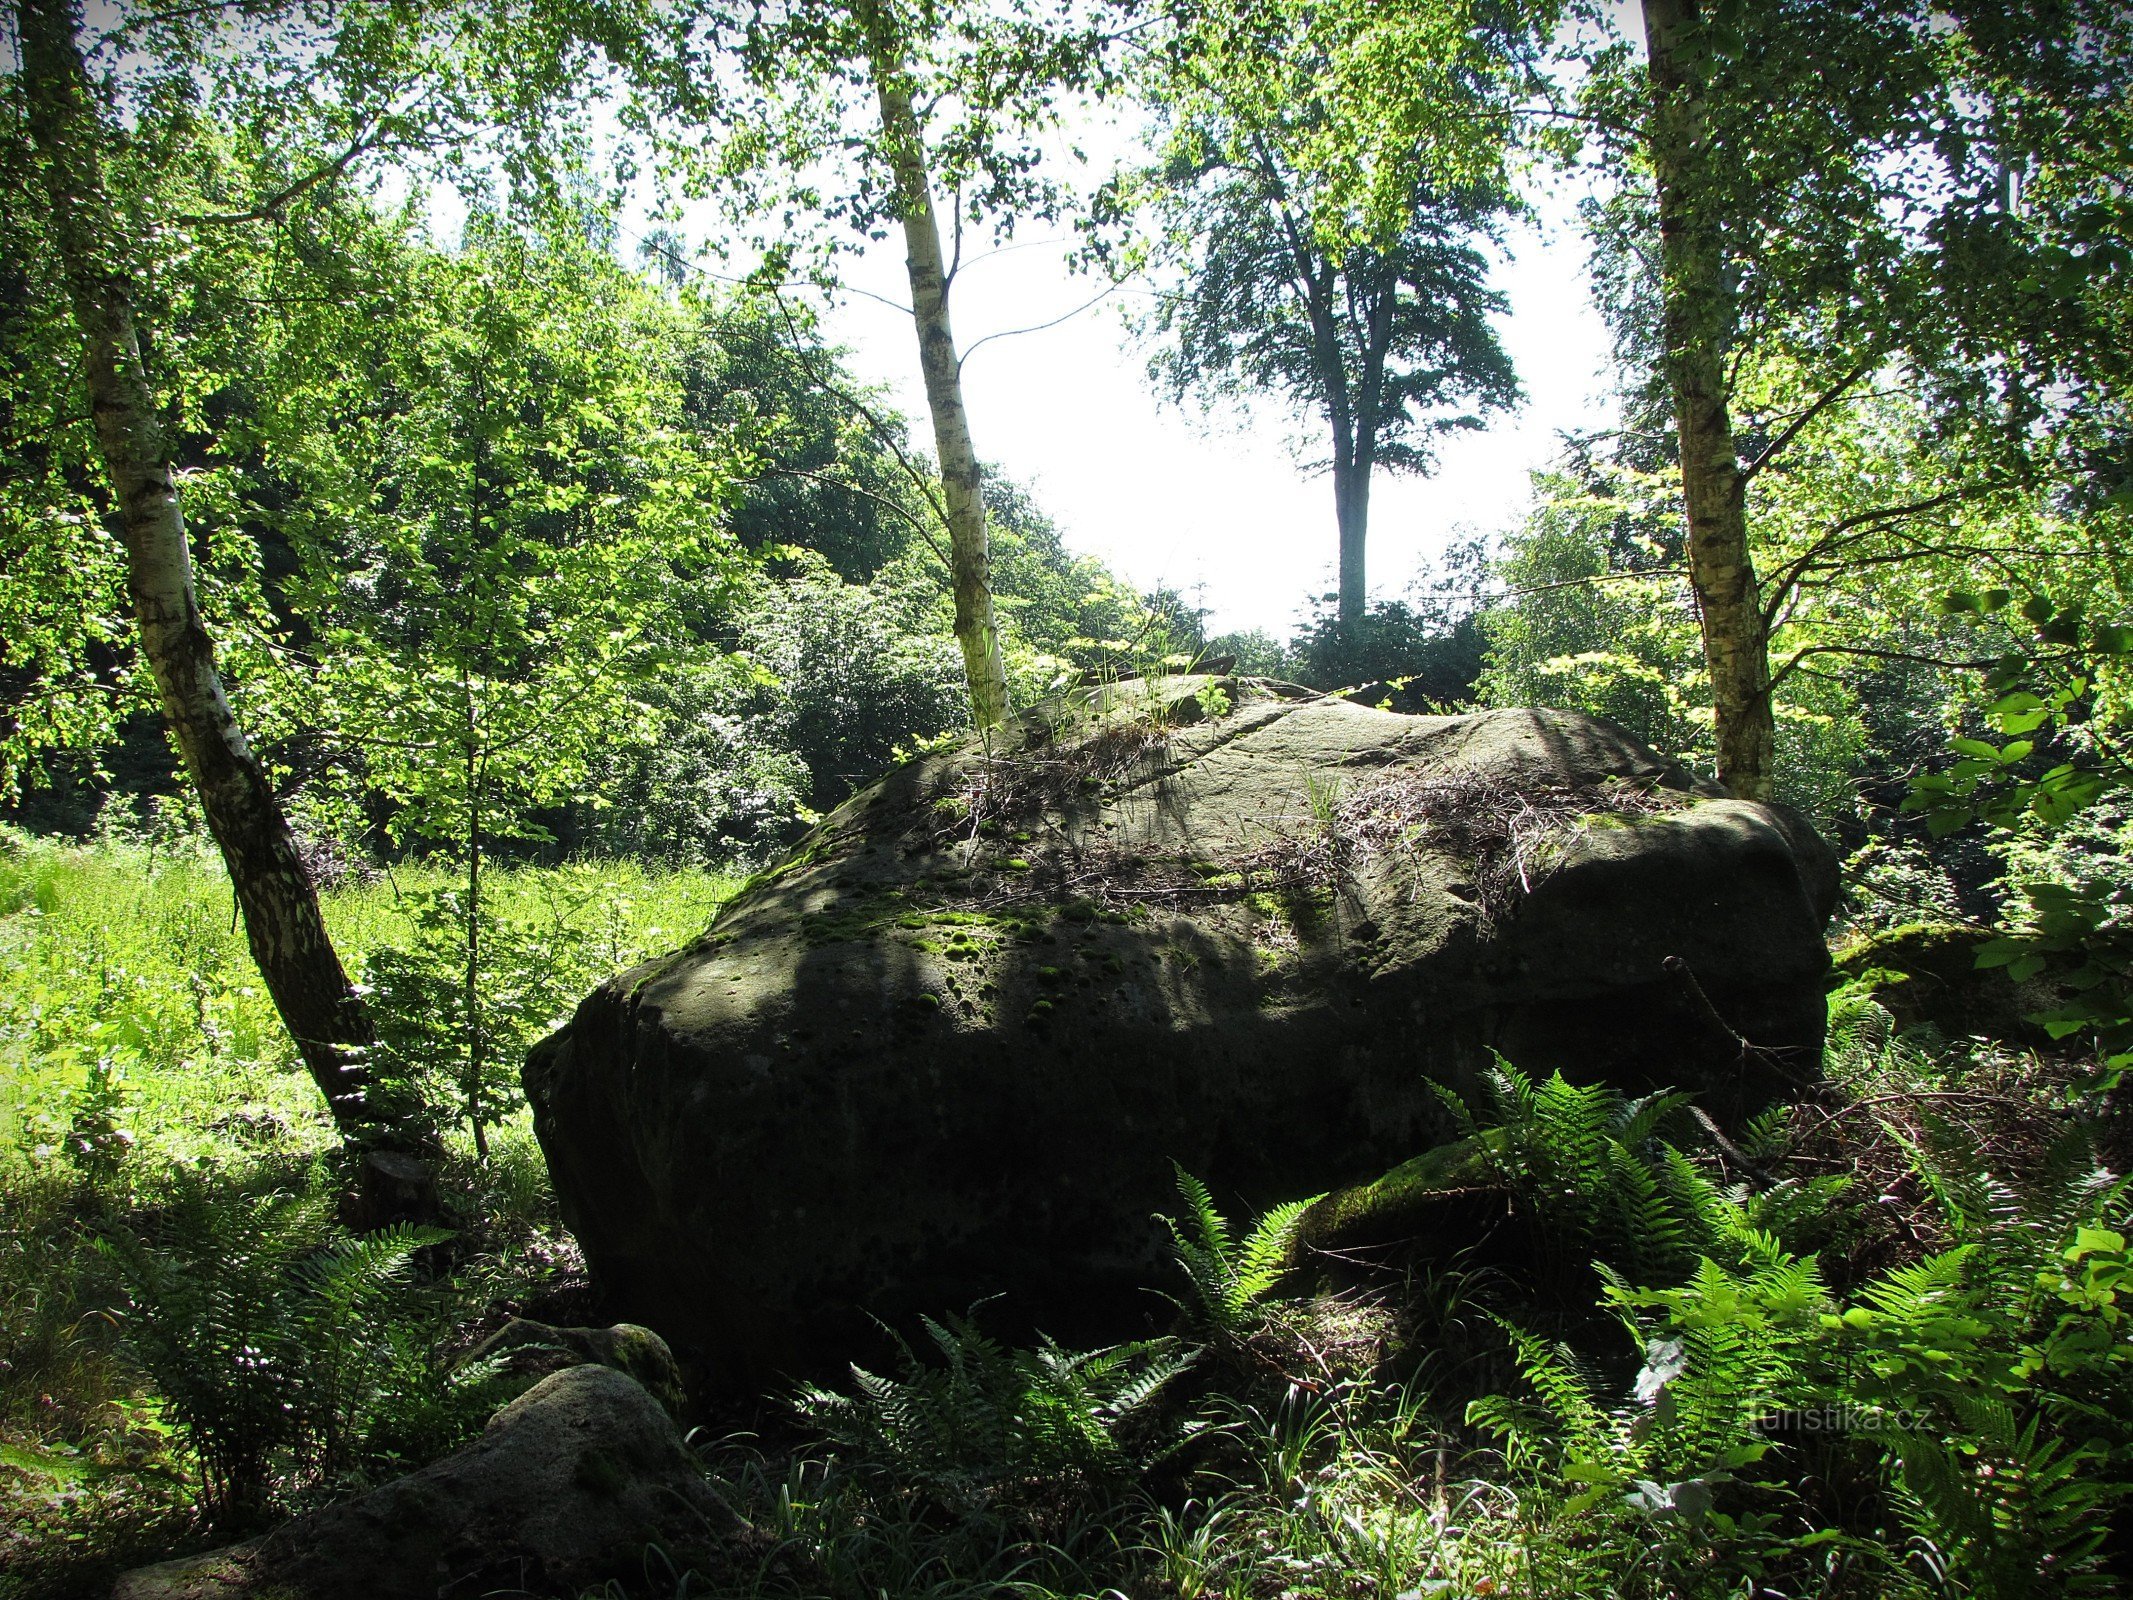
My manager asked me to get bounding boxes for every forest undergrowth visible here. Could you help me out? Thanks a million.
[6,0,2133,1591]
[0,829,736,1596]
[2,831,2129,1599]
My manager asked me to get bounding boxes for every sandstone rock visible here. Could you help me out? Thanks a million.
[462,1317,688,1417]
[111,1366,731,1600]
[1833,920,2066,1047]
[526,678,1837,1389]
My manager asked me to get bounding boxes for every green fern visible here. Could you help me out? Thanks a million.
[1824,1134,2132,1596]
[94,1179,466,1527]
[1736,1102,1795,1163]
[796,1310,1195,1521]
[1470,1240,1827,1574]
[1472,1105,2133,1598]
[1158,1166,1319,1342]
[285,1223,454,1484]
[1450,1059,1746,1281]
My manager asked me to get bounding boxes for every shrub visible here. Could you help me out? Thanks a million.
[92,1171,484,1529]
[1467,1075,2133,1599]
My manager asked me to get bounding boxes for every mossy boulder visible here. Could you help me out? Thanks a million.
[1294,1132,1510,1256]
[110,1366,734,1600]
[1833,920,2065,1046]
[526,677,1837,1390]
[460,1318,688,1418]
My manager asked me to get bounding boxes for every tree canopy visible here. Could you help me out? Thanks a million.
[1128,69,1519,625]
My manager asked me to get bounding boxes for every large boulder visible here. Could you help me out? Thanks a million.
[527,678,1837,1389]
[111,1366,733,1600]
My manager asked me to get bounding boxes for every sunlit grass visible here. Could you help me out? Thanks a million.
[0,832,742,1597]
[0,831,738,1167]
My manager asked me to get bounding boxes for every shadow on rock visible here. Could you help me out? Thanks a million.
[525,678,1840,1392]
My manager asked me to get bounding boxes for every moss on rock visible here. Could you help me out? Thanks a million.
[1296,1133,1509,1256]
[1833,920,2064,1046]
[526,679,1839,1389]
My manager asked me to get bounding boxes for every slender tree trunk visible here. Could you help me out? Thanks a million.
[463,733,489,1164]
[852,0,1012,727]
[18,0,422,1165]
[1306,289,1363,628]
[1270,183,1371,632]
[1334,458,1370,627]
[1641,0,1776,801]
[1337,272,1396,633]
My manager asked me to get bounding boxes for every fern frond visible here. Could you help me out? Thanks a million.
[1429,1076,1481,1142]
[1856,1246,1981,1322]
[1170,1165,1231,1271]
[1161,1170,1317,1339]
[1616,1088,1693,1152]
[1741,1174,1852,1248]
[1491,1316,1610,1446]
[290,1223,449,1309]
[1737,1103,1793,1162]
[1605,1141,1688,1276]
[1235,1195,1315,1302]
[1105,1344,1197,1421]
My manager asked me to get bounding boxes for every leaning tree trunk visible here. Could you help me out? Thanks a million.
[18,0,432,1198]
[1641,0,1776,801]
[853,0,1012,728]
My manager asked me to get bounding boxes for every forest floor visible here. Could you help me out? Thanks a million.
[1,833,2127,1600]
[0,834,735,1597]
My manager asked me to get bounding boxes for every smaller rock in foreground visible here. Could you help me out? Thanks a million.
[111,1365,732,1600]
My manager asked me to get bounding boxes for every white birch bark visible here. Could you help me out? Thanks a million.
[18,0,411,1155]
[853,0,1014,727]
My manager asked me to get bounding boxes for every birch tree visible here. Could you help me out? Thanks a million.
[647,0,1116,728]
[848,0,1010,725]
[6,0,623,1184]
[1634,0,1769,797]
[1216,0,2129,801]
[14,0,402,1159]
[1589,0,2133,799]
